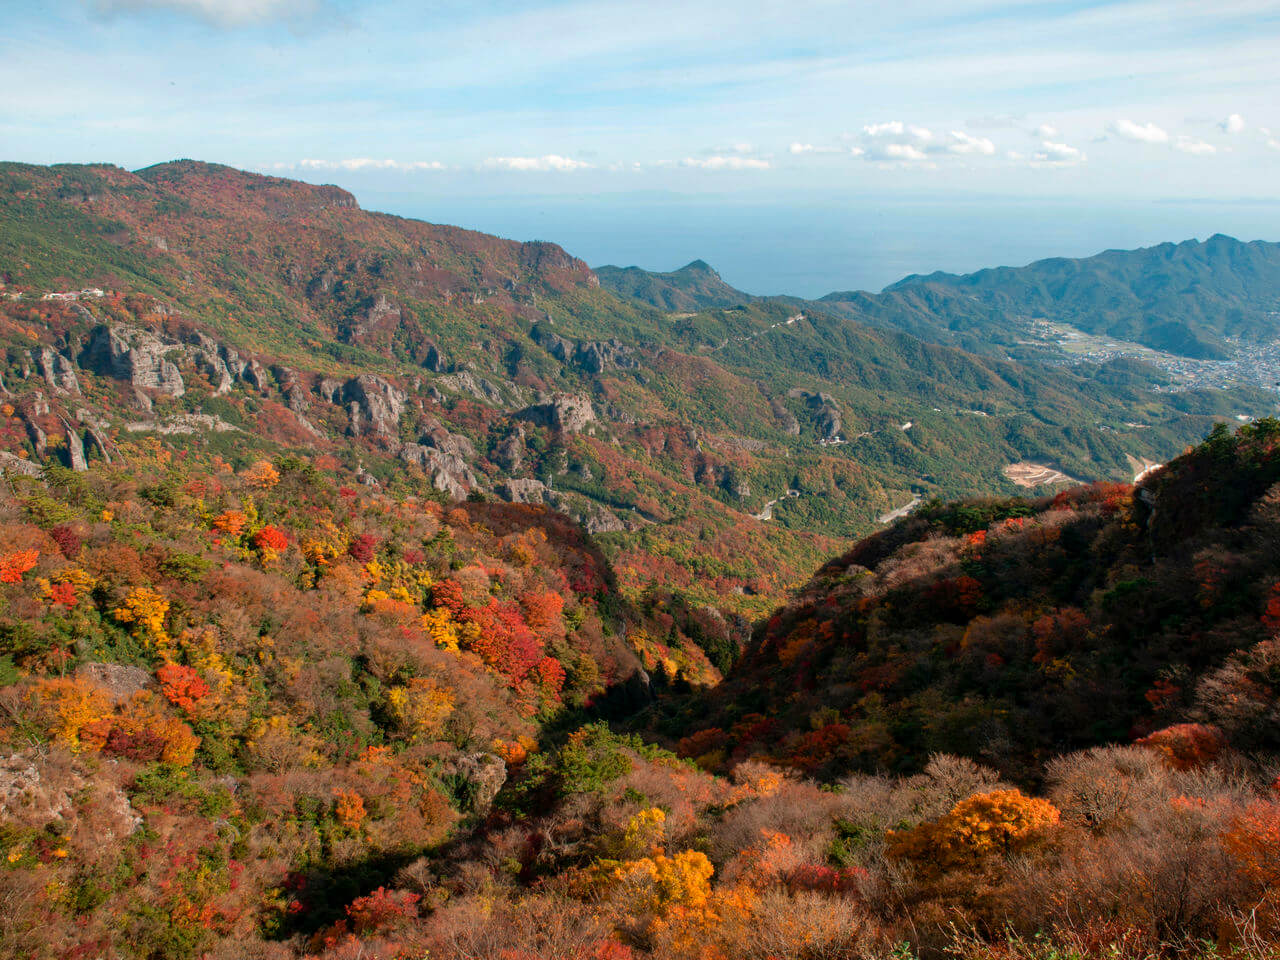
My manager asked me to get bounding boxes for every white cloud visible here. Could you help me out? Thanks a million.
[1031,140,1086,166]
[1110,119,1170,144]
[1174,136,1217,155]
[298,158,445,171]
[858,123,996,163]
[947,131,995,155]
[1006,150,1026,161]
[882,143,928,161]
[789,142,844,155]
[1221,113,1246,134]
[91,0,319,27]
[863,120,906,137]
[481,155,592,171]
[1035,123,1058,138]
[681,155,770,170]
[1268,139,1280,152]
[848,146,865,157]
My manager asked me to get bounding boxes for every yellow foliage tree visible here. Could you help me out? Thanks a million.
[421,607,460,653]
[611,849,715,915]
[887,788,1060,871]
[386,677,455,742]
[30,678,111,751]
[112,587,171,648]
[241,460,280,490]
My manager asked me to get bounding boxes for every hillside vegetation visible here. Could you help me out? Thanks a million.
[0,425,1279,959]
[1,161,1268,626]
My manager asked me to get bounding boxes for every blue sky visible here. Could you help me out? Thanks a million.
[4,1,1280,292]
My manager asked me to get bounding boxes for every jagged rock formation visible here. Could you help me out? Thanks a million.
[532,323,638,373]
[81,324,185,405]
[787,388,843,439]
[340,374,406,438]
[517,394,596,433]
[33,347,80,396]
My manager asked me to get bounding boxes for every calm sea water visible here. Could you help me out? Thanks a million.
[362,190,1280,298]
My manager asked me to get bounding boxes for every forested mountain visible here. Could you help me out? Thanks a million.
[0,161,1269,624]
[849,234,1280,358]
[654,419,1280,780]
[602,236,1280,361]
[593,260,752,312]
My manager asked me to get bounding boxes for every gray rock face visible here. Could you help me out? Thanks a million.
[0,451,40,476]
[439,752,507,815]
[83,425,112,463]
[787,388,843,440]
[770,397,801,435]
[575,339,636,374]
[436,370,508,406]
[76,662,153,702]
[24,417,46,458]
[417,417,475,460]
[532,324,637,373]
[398,443,476,500]
[342,375,406,437]
[518,394,596,433]
[496,477,550,504]
[345,294,401,342]
[0,753,142,839]
[578,502,627,533]
[81,324,185,400]
[60,418,87,471]
[316,377,343,404]
[423,342,448,373]
[33,347,80,396]
[183,332,234,395]
[492,427,526,472]
[243,359,269,392]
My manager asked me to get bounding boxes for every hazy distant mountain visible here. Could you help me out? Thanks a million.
[594,259,753,312]
[873,235,1280,359]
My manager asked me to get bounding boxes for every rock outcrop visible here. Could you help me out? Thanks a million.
[491,426,526,472]
[81,324,185,402]
[517,394,596,433]
[33,347,80,396]
[60,417,87,471]
[341,375,406,437]
[787,388,843,440]
[532,324,637,373]
[438,752,507,815]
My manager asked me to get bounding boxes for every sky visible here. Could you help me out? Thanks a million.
[3,0,1280,294]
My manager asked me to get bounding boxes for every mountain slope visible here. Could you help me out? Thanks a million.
[594,259,752,312]
[0,160,1271,627]
[653,419,1280,779]
[875,234,1280,358]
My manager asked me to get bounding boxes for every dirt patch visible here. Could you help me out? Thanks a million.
[1003,462,1079,488]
